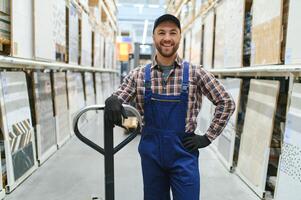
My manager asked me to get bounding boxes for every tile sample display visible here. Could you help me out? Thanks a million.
[95,73,104,105]
[251,0,283,65]
[274,83,301,200]
[68,1,79,64]
[34,0,54,61]
[34,0,66,61]
[237,79,280,198]
[66,72,81,135]
[84,72,96,120]
[214,0,245,68]
[190,17,202,66]
[84,73,95,106]
[52,72,70,147]
[11,0,33,58]
[284,0,301,64]
[74,73,86,128]
[203,10,214,69]
[80,12,92,66]
[183,30,192,62]
[94,32,101,67]
[75,73,85,110]
[99,35,105,68]
[66,72,78,119]
[216,78,242,170]
[32,72,57,163]
[52,0,66,62]
[0,72,37,192]
[101,73,113,100]
[214,2,226,68]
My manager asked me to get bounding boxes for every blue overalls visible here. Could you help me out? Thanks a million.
[138,62,200,200]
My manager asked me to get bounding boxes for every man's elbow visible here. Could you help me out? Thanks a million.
[228,97,236,114]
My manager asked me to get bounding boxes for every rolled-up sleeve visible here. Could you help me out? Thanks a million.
[197,68,236,141]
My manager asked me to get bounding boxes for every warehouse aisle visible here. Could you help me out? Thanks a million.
[5,112,259,200]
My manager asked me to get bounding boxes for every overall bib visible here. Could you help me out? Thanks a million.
[138,62,200,200]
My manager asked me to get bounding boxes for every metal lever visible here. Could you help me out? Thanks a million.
[73,104,142,200]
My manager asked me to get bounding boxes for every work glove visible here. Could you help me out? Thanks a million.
[104,95,127,126]
[182,134,211,152]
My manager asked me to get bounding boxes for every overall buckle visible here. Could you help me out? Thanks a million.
[182,84,189,92]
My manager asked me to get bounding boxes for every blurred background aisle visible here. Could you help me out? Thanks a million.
[0,0,300,199]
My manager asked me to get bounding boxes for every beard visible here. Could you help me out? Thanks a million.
[155,41,179,58]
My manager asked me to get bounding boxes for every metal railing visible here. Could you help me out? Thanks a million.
[0,55,119,74]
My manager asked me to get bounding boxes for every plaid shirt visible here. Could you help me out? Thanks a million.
[113,55,235,141]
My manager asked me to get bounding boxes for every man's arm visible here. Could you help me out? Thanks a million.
[182,67,236,152]
[112,68,138,103]
[104,68,138,125]
[197,68,236,142]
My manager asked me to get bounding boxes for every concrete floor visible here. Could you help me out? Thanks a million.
[5,112,259,200]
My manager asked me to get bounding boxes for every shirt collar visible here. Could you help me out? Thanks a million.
[151,54,183,70]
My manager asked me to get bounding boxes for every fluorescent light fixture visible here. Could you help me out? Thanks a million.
[142,19,149,45]
[148,4,160,8]
[133,4,144,8]
[133,3,144,13]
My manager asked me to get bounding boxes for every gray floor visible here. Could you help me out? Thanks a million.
[5,113,259,200]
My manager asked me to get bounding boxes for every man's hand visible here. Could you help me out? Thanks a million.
[182,134,211,152]
[104,95,127,125]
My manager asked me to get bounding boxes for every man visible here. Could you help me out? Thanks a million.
[105,14,235,200]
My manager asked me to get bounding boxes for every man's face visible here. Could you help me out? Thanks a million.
[153,21,181,58]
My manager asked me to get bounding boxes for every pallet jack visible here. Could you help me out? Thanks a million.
[73,104,142,200]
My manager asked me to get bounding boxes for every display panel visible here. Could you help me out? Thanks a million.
[216,78,242,170]
[274,83,301,200]
[237,79,280,198]
[0,72,37,192]
[52,72,70,147]
[251,0,283,65]
[32,72,57,163]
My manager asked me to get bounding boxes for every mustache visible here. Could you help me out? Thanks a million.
[160,41,174,46]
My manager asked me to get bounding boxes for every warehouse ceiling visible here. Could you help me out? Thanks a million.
[117,0,165,44]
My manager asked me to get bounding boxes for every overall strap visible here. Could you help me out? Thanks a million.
[181,61,189,94]
[144,63,152,93]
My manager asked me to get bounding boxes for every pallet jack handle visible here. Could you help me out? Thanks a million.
[73,104,142,200]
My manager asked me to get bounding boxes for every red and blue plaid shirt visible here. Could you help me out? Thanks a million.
[113,55,235,141]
